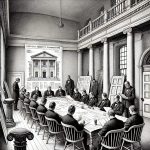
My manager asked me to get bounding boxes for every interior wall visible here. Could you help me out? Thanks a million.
[10,12,80,40]
[82,49,89,76]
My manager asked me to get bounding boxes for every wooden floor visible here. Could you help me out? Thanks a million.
[7,111,76,150]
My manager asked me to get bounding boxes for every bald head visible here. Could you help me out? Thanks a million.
[108,109,115,117]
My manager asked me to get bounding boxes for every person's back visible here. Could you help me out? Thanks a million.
[29,94,39,109]
[99,109,124,137]
[124,105,144,130]
[37,97,47,113]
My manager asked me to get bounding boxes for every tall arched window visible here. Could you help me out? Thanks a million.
[51,72,53,77]
[35,71,38,77]
[119,45,127,76]
[43,71,46,78]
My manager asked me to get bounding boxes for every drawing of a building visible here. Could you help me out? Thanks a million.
[28,51,58,79]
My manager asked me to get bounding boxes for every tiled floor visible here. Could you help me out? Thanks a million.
[0,111,150,150]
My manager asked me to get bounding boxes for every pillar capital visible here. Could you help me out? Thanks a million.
[7,128,34,150]
[101,37,107,43]
[87,44,93,49]
[123,27,132,34]
[77,49,82,53]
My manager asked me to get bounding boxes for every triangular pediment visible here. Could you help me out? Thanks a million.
[31,51,57,58]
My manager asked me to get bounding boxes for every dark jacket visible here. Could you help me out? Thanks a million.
[62,114,84,131]
[55,89,66,97]
[31,90,42,98]
[29,100,39,109]
[88,97,98,107]
[72,92,82,101]
[43,90,54,97]
[24,98,31,105]
[45,109,62,124]
[37,104,47,113]
[124,114,144,130]
[90,81,98,97]
[99,117,124,137]
[81,94,89,105]
[111,101,124,116]
[13,81,20,99]
[97,98,110,111]
[65,79,74,96]
[123,86,135,108]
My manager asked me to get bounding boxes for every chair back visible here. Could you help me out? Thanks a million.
[101,128,124,149]
[124,123,145,142]
[45,117,63,134]
[29,106,38,120]
[61,122,83,142]
[37,112,47,126]
[24,103,31,113]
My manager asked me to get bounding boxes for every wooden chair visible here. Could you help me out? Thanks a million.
[37,111,48,140]
[61,122,85,150]
[121,123,145,150]
[100,128,124,150]
[29,106,39,132]
[45,117,64,149]
[24,103,31,124]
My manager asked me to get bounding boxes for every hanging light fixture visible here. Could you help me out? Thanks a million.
[59,0,64,28]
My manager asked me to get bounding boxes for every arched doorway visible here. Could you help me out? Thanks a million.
[140,48,150,118]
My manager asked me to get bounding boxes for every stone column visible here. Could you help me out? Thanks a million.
[47,60,50,78]
[32,61,34,77]
[3,98,16,128]
[123,27,133,85]
[7,128,34,150]
[78,50,82,77]
[55,61,57,78]
[88,45,94,77]
[101,38,109,94]
[39,60,42,78]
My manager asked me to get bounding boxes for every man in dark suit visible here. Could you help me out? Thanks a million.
[62,105,85,131]
[111,95,124,116]
[45,101,62,124]
[90,79,98,98]
[120,81,135,117]
[88,92,98,107]
[81,89,89,105]
[13,78,20,110]
[55,86,66,97]
[65,75,74,96]
[31,86,42,98]
[43,86,54,98]
[97,93,110,111]
[72,88,81,102]
[29,94,39,109]
[37,97,47,113]
[24,92,31,105]
[124,105,144,130]
[99,109,124,137]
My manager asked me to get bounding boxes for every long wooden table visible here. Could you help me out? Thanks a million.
[37,96,127,150]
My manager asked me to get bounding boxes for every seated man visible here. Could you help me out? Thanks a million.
[99,109,124,137]
[43,86,54,98]
[37,97,47,113]
[29,94,39,109]
[81,89,89,105]
[24,92,31,104]
[19,86,26,100]
[31,86,42,98]
[88,92,98,107]
[55,86,66,97]
[124,105,144,130]
[111,95,124,116]
[97,93,110,111]
[72,88,81,101]
[45,101,62,124]
[62,105,85,131]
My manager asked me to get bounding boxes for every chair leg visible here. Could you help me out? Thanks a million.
[43,128,45,140]
[82,141,86,150]
[64,141,67,150]
[54,135,56,150]
[46,133,51,144]
[139,141,142,150]
[73,143,75,150]
[121,140,124,150]
[38,126,41,135]
[131,144,134,150]
[100,146,103,150]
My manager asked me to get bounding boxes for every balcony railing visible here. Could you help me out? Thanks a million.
[78,0,145,39]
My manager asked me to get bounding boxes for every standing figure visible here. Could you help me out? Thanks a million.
[31,86,42,98]
[65,75,74,96]
[120,81,135,117]
[90,79,98,98]
[13,78,20,110]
